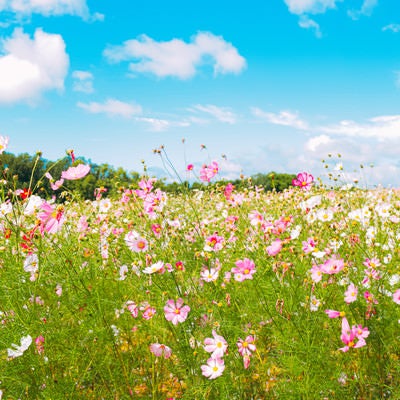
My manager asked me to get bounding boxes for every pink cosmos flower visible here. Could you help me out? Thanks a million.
[310,264,323,283]
[35,335,45,355]
[302,237,317,254]
[248,210,264,226]
[126,301,139,318]
[204,330,228,358]
[149,343,172,359]
[320,255,344,275]
[325,309,345,319]
[292,172,314,191]
[393,289,400,304]
[344,283,358,304]
[339,317,369,352]
[128,236,148,252]
[201,356,225,379]
[267,239,283,256]
[37,202,65,234]
[231,258,256,282]
[200,267,219,282]
[204,233,224,252]
[61,164,90,180]
[143,261,165,274]
[199,161,219,182]
[186,164,194,171]
[164,298,190,325]
[142,306,156,320]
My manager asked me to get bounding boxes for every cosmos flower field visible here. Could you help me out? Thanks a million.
[1,138,400,399]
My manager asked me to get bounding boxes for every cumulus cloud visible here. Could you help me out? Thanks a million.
[0,0,96,19]
[283,0,342,15]
[190,104,237,124]
[77,98,142,118]
[383,24,400,33]
[72,70,94,93]
[103,32,246,79]
[251,107,309,130]
[0,28,69,104]
[319,115,400,139]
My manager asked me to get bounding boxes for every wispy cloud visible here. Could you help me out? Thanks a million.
[72,70,94,93]
[319,115,400,139]
[251,107,309,130]
[0,28,69,104]
[137,117,190,132]
[190,104,237,124]
[348,0,378,19]
[103,32,246,79]
[382,23,400,33]
[0,0,100,20]
[283,0,342,15]
[77,98,142,118]
[298,15,322,37]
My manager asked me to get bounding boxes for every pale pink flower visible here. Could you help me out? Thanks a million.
[267,239,283,256]
[201,356,225,379]
[292,172,314,191]
[393,289,400,304]
[237,335,256,357]
[310,264,323,283]
[142,306,156,320]
[55,284,62,297]
[7,334,32,359]
[61,164,90,180]
[128,236,148,252]
[248,210,264,226]
[126,301,138,318]
[164,298,190,325]
[204,330,228,358]
[150,343,172,359]
[200,267,219,282]
[344,283,358,304]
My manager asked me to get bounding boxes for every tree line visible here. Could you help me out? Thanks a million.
[0,152,296,200]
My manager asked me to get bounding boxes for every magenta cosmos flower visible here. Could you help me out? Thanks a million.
[61,164,90,180]
[164,298,190,325]
[292,172,314,191]
[339,317,369,352]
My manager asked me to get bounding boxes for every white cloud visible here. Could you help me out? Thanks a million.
[348,0,378,19]
[0,28,69,104]
[103,32,246,79]
[0,0,92,18]
[137,117,190,132]
[283,0,341,15]
[191,104,237,124]
[251,107,309,130]
[299,15,322,37]
[72,70,94,93]
[319,115,400,139]
[383,23,400,33]
[305,134,332,152]
[77,98,142,118]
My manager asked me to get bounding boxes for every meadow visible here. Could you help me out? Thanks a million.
[1,140,400,399]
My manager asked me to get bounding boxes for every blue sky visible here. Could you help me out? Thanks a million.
[0,0,400,186]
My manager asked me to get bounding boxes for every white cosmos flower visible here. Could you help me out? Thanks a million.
[7,335,32,359]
